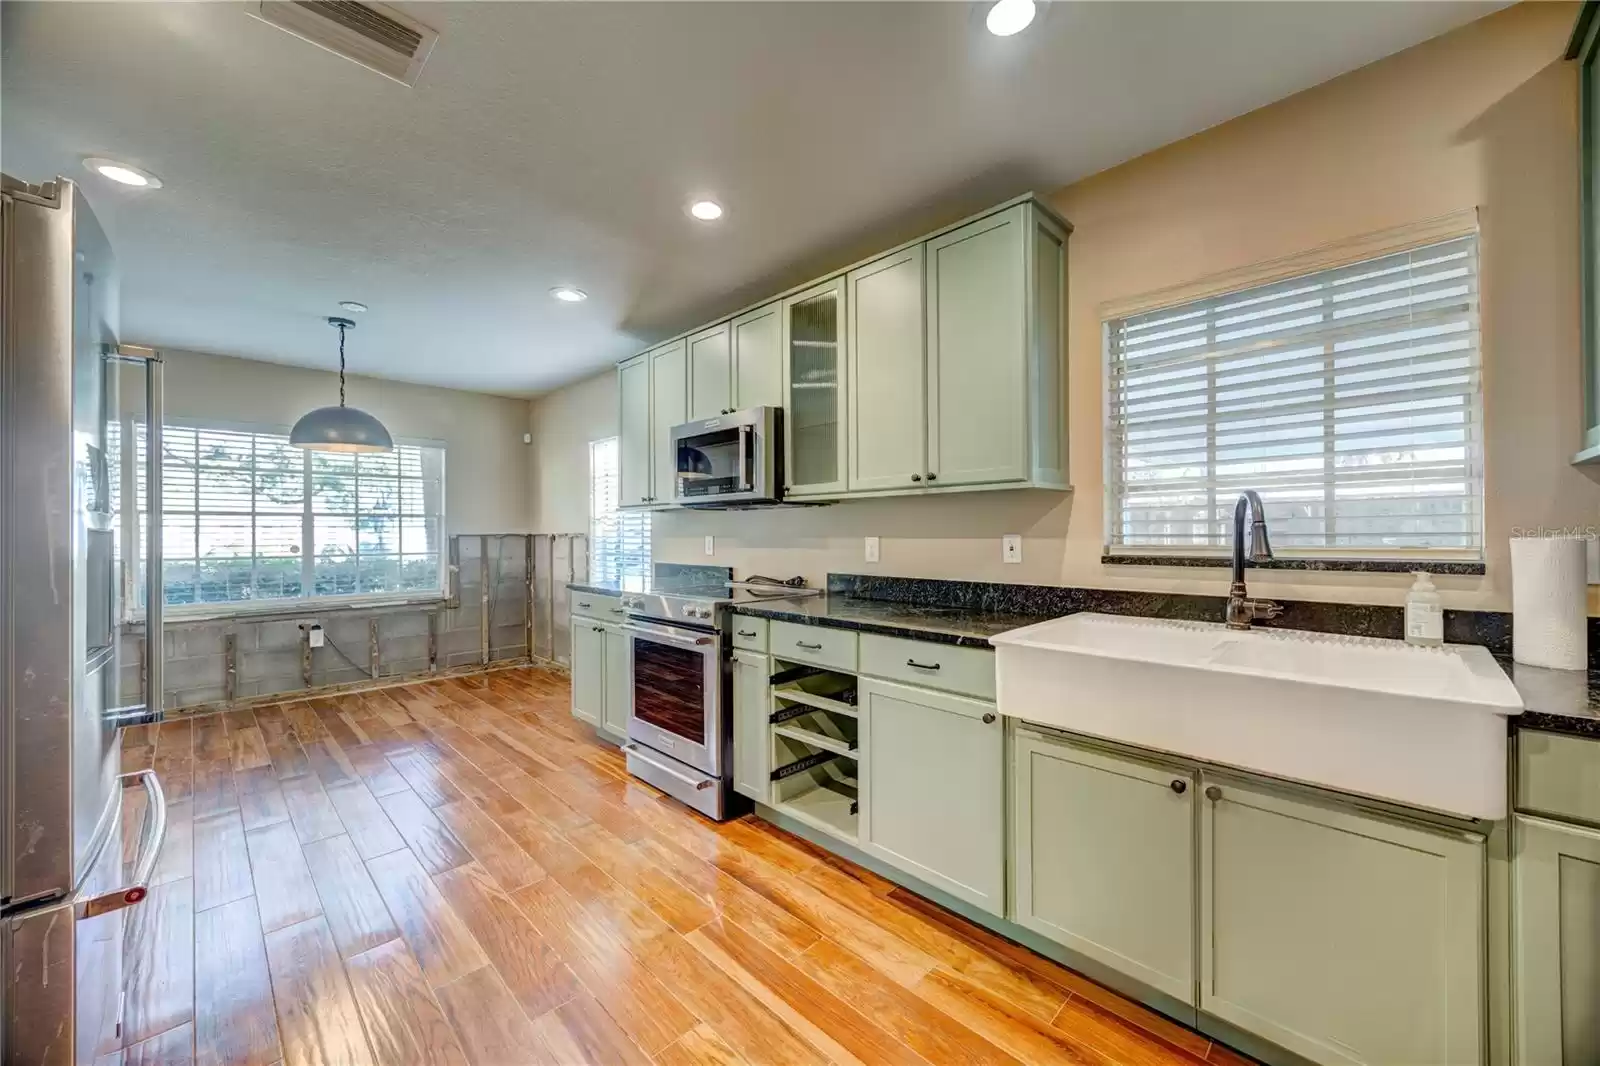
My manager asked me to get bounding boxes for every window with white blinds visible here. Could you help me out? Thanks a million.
[125,423,445,608]
[590,437,651,584]
[1105,234,1482,557]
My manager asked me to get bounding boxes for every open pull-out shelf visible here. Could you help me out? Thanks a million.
[772,663,858,717]
[771,707,857,756]
[771,730,859,841]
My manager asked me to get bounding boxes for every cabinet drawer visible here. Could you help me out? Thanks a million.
[770,621,858,672]
[860,633,995,700]
[1518,730,1600,826]
[571,591,624,622]
[731,616,768,652]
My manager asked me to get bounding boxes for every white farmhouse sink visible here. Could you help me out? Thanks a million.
[992,613,1523,820]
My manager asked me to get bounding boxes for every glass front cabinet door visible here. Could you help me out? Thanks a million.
[783,277,847,496]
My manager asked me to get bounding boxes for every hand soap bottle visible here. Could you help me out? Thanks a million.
[1405,571,1443,647]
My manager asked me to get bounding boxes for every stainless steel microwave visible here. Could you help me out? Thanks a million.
[670,405,783,506]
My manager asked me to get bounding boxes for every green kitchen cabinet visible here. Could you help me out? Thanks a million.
[847,245,927,492]
[783,276,848,497]
[731,649,770,803]
[1011,728,1197,1003]
[688,321,733,421]
[601,625,631,737]
[618,355,651,508]
[732,301,784,411]
[926,202,1069,489]
[1571,3,1600,462]
[1513,814,1600,1066]
[648,338,687,506]
[570,618,605,728]
[1199,776,1485,1066]
[858,678,1004,914]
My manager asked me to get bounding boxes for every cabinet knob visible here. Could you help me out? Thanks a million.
[911,474,922,482]
[926,472,937,482]
[1170,779,1187,794]
[982,712,997,724]
[1205,785,1222,802]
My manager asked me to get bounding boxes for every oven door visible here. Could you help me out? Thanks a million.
[623,620,723,776]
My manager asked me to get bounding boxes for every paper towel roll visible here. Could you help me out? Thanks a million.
[1511,536,1589,670]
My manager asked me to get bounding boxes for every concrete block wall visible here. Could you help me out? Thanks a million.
[118,533,583,713]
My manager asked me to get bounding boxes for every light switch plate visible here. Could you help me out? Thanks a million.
[864,536,880,563]
[1589,537,1599,584]
[704,535,715,556]
[1003,534,1023,564]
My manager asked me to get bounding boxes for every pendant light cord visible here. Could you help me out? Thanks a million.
[338,320,348,407]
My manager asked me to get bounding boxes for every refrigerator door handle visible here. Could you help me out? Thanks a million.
[77,769,167,919]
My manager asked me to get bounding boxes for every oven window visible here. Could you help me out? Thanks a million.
[632,639,706,742]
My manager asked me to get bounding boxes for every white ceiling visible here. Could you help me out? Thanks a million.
[1,1,1507,398]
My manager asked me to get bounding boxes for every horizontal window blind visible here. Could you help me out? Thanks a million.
[590,437,651,584]
[1106,234,1482,555]
[128,424,445,607]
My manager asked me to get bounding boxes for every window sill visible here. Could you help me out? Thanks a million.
[122,592,451,630]
[1101,554,1486,577]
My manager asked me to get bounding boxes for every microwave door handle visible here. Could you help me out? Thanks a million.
[738,424,750,492]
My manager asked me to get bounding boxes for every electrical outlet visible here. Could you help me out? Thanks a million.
[1589,537,1599,584]
[1002,534,1023,564]
[304,623,325,648]
[864,536,880,563]
[704,535,715,556]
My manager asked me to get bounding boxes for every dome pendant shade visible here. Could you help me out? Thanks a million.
[291,315,393,453]
[289,405,394,452]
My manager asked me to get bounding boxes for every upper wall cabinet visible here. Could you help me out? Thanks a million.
[614,194,1071,505]
[1572,3,1600,463]
[687,322,733,421]
[619,339,687,508]
[732,301,784,411]
[784,277,849,497]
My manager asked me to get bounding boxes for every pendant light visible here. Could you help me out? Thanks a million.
[290,316,393,453]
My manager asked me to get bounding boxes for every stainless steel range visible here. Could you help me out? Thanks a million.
[617,578,811,819]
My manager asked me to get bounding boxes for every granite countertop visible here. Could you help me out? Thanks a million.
[730,593,1050,648]
[1500,660,1600,738]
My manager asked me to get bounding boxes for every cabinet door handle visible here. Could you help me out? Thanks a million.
[1205,785,1222,802]
[911,474,922,482]
[737,630,758,637]
[926,472,937,482]
[593,625,605,633]
[795,641,823,651]
[1170,779,1188,795]
[981,712,997,724]
[906,659,941,671]
[578,601,591,608]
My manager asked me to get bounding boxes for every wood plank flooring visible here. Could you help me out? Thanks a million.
[114,667,1247,1066]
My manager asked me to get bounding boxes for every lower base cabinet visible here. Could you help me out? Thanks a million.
[859,678,1004,915]
[602,626,631,736]
[731,649,770,802]
[1011,728,1196,1003]
[570,618,605,727]
[1200,776,1485,1066]
[1514,814,1600,1066]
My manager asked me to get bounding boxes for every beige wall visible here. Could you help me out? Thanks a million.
[536,2,1590,611]
[527,368,617,534]
[153,348,531,535]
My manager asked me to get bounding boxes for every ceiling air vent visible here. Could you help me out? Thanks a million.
[246,1,438,87]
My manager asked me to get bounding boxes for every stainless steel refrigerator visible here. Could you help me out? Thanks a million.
[2,175,167,1066]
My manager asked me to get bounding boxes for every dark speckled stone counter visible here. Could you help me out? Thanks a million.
[1502,660,1600,738]
[730,594,1048,648]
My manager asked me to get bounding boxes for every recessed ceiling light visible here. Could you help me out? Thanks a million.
[689,200,724,221]
[986,0,1036,36]
[339,301,368,313]
[83,157,162,188]
[550,286,588,302]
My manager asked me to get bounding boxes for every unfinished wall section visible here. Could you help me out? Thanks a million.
[120,533,588,714]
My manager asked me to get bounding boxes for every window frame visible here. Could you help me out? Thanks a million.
[588,436,651,586]
[120,416,449,620]
[1101,221,1484,564]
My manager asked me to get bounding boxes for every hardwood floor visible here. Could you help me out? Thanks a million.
[113,667,1245,1066]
